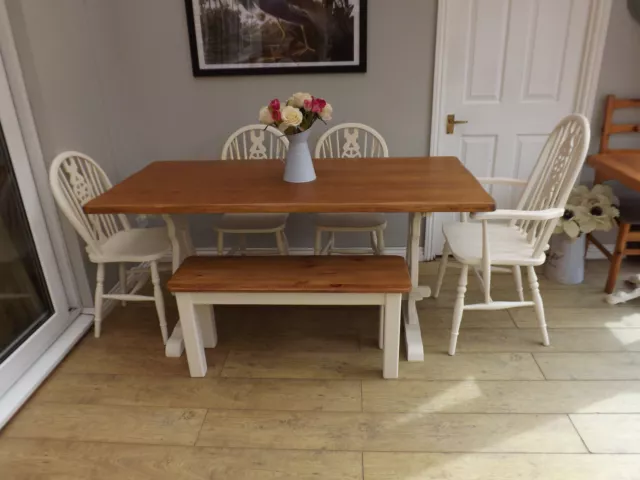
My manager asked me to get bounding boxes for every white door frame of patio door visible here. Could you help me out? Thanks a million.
[0,0,91,428]
[425,0,612,259]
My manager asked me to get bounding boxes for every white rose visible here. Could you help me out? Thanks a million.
[289,92,312,108]
[278,105,303,132]
[319,103,333,121]
[259,106,274,125]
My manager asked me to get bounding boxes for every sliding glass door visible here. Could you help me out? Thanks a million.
[0,44,71,400]
[0,125,53,363]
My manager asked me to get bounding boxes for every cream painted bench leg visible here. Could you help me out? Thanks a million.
[383,293,402,379]
[175,294,208,377]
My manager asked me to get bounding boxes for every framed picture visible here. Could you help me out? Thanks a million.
[184,0,367,76]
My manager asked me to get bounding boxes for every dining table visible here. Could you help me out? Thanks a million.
[84,156,495,361]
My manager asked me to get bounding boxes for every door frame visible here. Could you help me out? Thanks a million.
[425,0,613,260]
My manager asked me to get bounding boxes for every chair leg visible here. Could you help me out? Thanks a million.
[527,265,550,346]
[606,222,630,294]
[512,266,524,302]
[239,234,247,256]
[370,231,378,255]
[150,261,168,344]
[217,231,224,256]
[584,233,591,258]
[377,228,386,255]
[314,229,323,255]
[321,232,335,255]
[378,305,384,350]
[119,263,127,307]
[275,230,287,256]
[434,241,451,298]
[94,263,105,338]
[449,264,468,356]
[382,294,402,379]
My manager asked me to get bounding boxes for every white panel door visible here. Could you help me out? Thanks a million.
[429,0,591,255]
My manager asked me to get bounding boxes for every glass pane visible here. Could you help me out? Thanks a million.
[0,120,52,362]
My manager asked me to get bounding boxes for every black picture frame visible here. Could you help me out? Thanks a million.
[184,0,367,77]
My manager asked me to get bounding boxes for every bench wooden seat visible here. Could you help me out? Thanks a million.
[167,256,412,293]
[167,256,411,379]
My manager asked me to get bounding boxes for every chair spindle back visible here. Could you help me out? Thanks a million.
[221,125,289,160]
[50,151,130,255]
[315,123,389,159]
[513,114,590,257]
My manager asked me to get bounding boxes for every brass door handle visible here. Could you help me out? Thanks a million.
[446,114,468,134]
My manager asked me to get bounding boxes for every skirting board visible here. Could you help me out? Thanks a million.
[0,312,93,430]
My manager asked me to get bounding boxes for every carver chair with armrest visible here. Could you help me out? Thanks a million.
[434,114,590,355]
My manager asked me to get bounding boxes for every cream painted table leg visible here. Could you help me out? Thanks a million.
[163,214,197,358]
[403,212,431,362]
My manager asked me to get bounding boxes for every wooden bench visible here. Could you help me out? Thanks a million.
[167,255,412,379]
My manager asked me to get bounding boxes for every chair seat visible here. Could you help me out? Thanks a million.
[88,227,172,263]
[215,213,288,232]
[443,222,546,267]
[315,213,387,230]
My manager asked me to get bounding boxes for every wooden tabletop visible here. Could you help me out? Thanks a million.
[83,157,495,214]
[588,153,640,191]
[167,256,412,293]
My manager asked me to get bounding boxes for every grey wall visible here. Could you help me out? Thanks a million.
[111,0,437,250]
[5,0,131,292]
[8,0,637,295]
[585,0,640,245]
[6,0,437,292]
[590,0,640,155]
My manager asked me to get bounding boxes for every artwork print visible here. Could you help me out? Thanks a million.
[185,0,367,76]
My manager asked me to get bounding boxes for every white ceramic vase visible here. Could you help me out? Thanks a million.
[544,233,586,285]
[283,130,316,183]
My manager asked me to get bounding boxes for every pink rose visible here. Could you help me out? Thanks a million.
[303,99,313,111]
[311,98,326,114]
[272,108,282,122]
[269,98,280,111]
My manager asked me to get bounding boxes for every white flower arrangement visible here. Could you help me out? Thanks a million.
[259,92,332,135]
[555,184,620,239]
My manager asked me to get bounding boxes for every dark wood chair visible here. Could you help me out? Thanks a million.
[587,95,640,293]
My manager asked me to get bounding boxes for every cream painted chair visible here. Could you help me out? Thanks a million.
[50,151,172,342]
[215,125,290,255]
[314,123,389,255]
[433,114,590,355]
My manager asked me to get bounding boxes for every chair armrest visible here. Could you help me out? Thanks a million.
[476,177,528,186]
[471,208,564,221]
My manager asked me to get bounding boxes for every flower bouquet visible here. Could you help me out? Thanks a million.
[259,92,332,183]
[554,184,620,238]
[547,184,620,284]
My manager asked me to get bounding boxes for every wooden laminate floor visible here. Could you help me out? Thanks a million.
[2,260,640,479]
